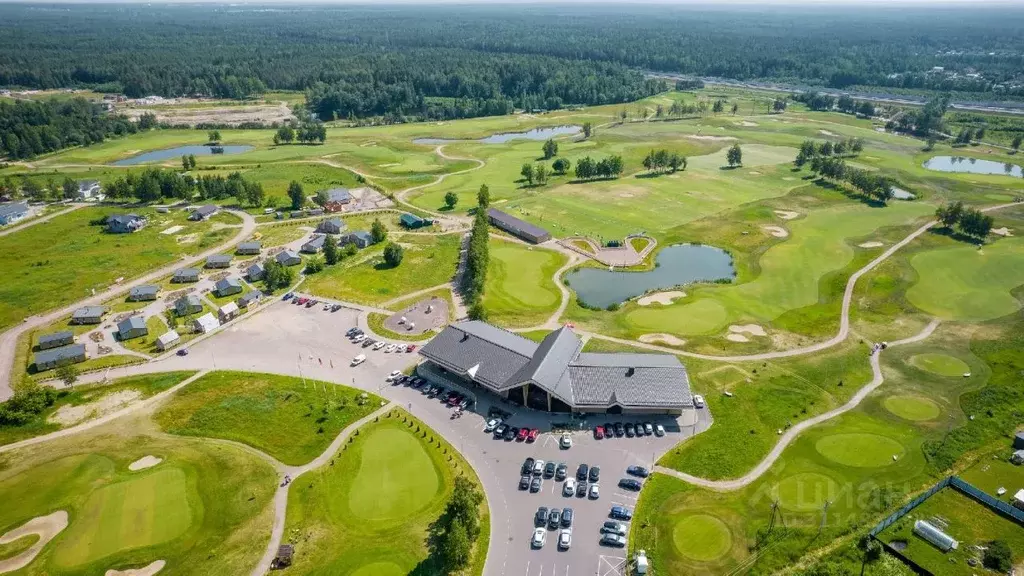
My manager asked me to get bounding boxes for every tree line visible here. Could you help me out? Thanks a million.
[0,98,139,159]
[463,185,491,320]
[273,121,327,145]
[642,149,687,174]
[935,201,994,240]
[103,168,266,206]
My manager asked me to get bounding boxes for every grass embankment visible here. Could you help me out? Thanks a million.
[367,313,436,342]
[284,409,489,575]
[154,370,382,465]
[482,240,567,328]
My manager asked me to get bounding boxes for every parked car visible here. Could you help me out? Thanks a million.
[331,303,342,312]
[503,427,516,441]
[535,507,549,527]
[305,300,316,308]
[323,303,331,311]
[560,433,572,449]
[624,423,636,437]
[563,478,577,496]
[385,343,398,353]
[627,465,650,478]
[610,506,633,520]
[533,459,545,475]
[519,476,530,490]
[283,292,294,300]
[345,327,358,337]
[350,354,366,366]
[644,422,654,436]
[531,528,546,549]
[353,334,367,343]
[594,426,604,439]
[618,479,642,491]
[576,463,589,481]
[589,466,600,483]
[521,457,534,475]
[386,370,402,381]
[654,424,666,437]
[486,419,502,433]
[530,477,542,493]
[543,461,556,478]
[558,528,572,550]
[372,341,386,350]
[555,462,568,481]
[548,508,561,528]
[589,484,600,499]
[561,508,573,527]
[633,422,646,436]
[527,428,539,442]
[576,481,587,498]
[517,427,529,441]
[602,521,627,536]
[494,424,507,438]
[406,344,417,353]
[176,348,189,356]
[360,337,373,347]
[693,394,706,408]
[614,423,625,437]
[601,534,626,548]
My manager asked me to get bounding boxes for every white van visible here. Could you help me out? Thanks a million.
[351,354,366,366]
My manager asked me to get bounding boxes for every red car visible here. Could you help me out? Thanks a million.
[406,344,417,353]
[517,427,529,441]
[594,426,605,440]
[527,428,539,442]
[296,297,308,305]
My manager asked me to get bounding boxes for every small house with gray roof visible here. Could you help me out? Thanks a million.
[189,204,218,221]
[34,343,86,371]
[214,277,243,297]
[172,268,200,283]
[71,306,105,325]
[246,262,265,281]
[341,230,373,249]
[206,254,232,269]
[128,285,160,301]
[106,213,146,234]
[237,291,261,308]
[301,234,326,254]
[276,250,301,266]
[317,217,346,235]
[237,241,261,255]
[320,187,353,212]
[117,316,148,340]
[418,321,692,414]
[174,295,203,317]
[38,331,74,350]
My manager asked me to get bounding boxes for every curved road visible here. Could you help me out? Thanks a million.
[0,209,257,399]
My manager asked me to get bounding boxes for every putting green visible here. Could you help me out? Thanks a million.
[53,467,194,568]
[351,561,406,576]
[772,472,840,512]
[348,428,441,521]
[484,241,566,327]
[629,298,729,336]
[884,395,941,421]
[908,353,970,377]
[672,514,732,561]
[815,434,905,468]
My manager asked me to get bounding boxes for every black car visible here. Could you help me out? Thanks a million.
[614,423,625,437]
[493,424,507,438]
[627,465,650,478]
[548,508,561,528]
[522,457,535,476]
[361,338,375,348]
[589,466,600,483]
[555,463,568,481]
[603,423,614,437]
[635,422,647,436]
[345,327,358,337]
[561,507,573,527]
[618,478,642,491]
[576,463,589,481]
[519,476,531,490]
[624,423,636,437]
[576,481,587,498]
[503,427,516,441]
[530,478,542,493]
[610,505,633,520]
[535,507,549,526]
[543,461,556,478]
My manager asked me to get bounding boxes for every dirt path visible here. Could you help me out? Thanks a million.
[0,203,86,238]
[0,210,256,399]
[654,320,938,490]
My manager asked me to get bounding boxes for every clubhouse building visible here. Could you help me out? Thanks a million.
[418,321,693,415]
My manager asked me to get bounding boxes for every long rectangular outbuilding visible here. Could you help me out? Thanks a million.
[487,208,552,244]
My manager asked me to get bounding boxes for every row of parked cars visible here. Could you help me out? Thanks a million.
[529,501,634,550]
[520,458,602,497]
[283,292,343,312]
[346,327,417,353]
[594,421,665,439]
[388,373,473,410]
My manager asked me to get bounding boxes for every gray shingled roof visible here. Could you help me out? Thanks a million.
[72,305,105,319]
[34,343,86,366]
[174,267,199,278]
[569,353,691,408]
[487,208,551,241]
[117,316,147,334]
[194,204,218,216]
[207,254,232,264]
[0,202,29,219]
[418,321,536,389]
[38,331,73,346]
[129,285,160,298]
[238,241,261,251]
[215,277,242,292]
[509,326,581,402]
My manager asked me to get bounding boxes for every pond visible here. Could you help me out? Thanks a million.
[922,156,1022,178]
[413,125,581,145]
[564,244,735,309]
[113,145,255,166]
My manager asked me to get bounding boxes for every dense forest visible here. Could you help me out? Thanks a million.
[0,98,138,159]
[1,4,1022,110]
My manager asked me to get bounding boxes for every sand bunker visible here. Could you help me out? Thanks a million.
[0,511,69,574]
[129,455,163,471]
[858,241,884,248]
[175,234,198,245]
[774,210,799,220]
[819,130,838,137]
[992,227,1013,237]
[637,291,686,306]
[725,334,749,343]
[106,560,166,576]
[763,226,789,238]
[687,135,737,142]
[48,390,143,427]
[729,324,767,337]
[738,121,758,127]
[639,334,686,347]
[159,225,184,235]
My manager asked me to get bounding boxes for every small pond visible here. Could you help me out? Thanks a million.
[922,156,1022,178]
[413,125,581,145]
[114,145,255,166]
[565,244,735,309]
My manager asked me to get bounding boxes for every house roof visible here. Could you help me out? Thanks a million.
[108,213,142,226]
[194,204,218,216]
[419,321,691,409]
[400,213,424,225]
[39,331,73,346]
[219,301,239,315]
[157,330,180,345]
[320,217,345,230]
[207,254,232,264]
[0,202,29,218]
[349,230,372,240]
[238,241,261,251]
[323,187,352,202]
[129,285,160,298]
[487,208,551,240]
[176,294,202,307]
[215,277,242,292]
[276,250,300,263]
[34,343,86,365]
[247,263,264,274]
[117,316,147,333]
[194,313,219,332]
[303,234,326,249]
[174,267,200,277]
[72,305,105,319]
[238,291,261,305]
[78,180,100,189]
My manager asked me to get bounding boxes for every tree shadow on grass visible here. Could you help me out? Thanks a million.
[927,226,984,246]
[812,179,887,208]
[719,165,741,171]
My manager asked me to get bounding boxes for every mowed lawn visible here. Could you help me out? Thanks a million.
[154,370,381,466]
[482,240,567,327]
[906,236,1024,321]
[0,206,224,331]
[303,232,462,306]
[284,412,488,575]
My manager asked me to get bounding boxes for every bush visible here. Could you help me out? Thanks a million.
[983,540,1012,572]
[383,242,404,267]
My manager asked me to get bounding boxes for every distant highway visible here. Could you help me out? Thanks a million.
[645,72,1024,116]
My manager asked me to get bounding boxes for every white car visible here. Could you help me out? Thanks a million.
[560,432,572,449]
[372,341,386,351]
[563,478,577,497]
[531,527,546,548]
[484,418,501,432]
[386,370,402,381]
[693,394,706,408]
[533,459,545,475]
[589,484,600,499]
[655,424,665,437]
[385,343,398,353]
[351,354,366,366]
[558,529,572,550]
[352,334,366,343]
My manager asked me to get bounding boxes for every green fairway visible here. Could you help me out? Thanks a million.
[772,472,841,511]
[908,353,971,377]
[155,371,380,466]
[54,467,193,568]
[348,427,441,521]
[814,433,905,468]
[906,237,1024,321]
[883,395,941,421]
[482,240,567,327]
[672,514,732,561]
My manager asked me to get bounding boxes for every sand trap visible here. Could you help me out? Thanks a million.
[992,227,1013,237]
[726,334,749,343]
[819,130,837,137]
[774,210,799,220]
[858,241,884,248]
[619,192,635,198]
[378,163,399,168]
[106,560,166,576]
[738,121,758,127]
[637,291,686,306]
[175,234,198,245]
[639,334,686,347]
[729,324,767,337]
[48,390,142,427]
[748,171,761,175]
[763,225,789,238]
[687,135,736,142]
[160,225,184,235]
[129,455,163,471]
[0,511,69,574]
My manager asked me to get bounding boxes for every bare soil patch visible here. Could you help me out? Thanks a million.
[774,210,799,220]
[106,560,166,576]
[637,291,686,306]
[819,130,838,137]
[858,241,884,248]
[687,135,737,142]
[128,455,164,471]
[0,511,69,574]
[160,225,184,235]
[47,389,143,427]
[638,333,686,347]
[175,233,198,245]
[762,225,789,238]
[120,100,293,127]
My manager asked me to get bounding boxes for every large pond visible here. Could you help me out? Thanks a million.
[564,244,736,309]
[413,125,581,145]
[922,156,1022,178]
[113,145,255,166]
